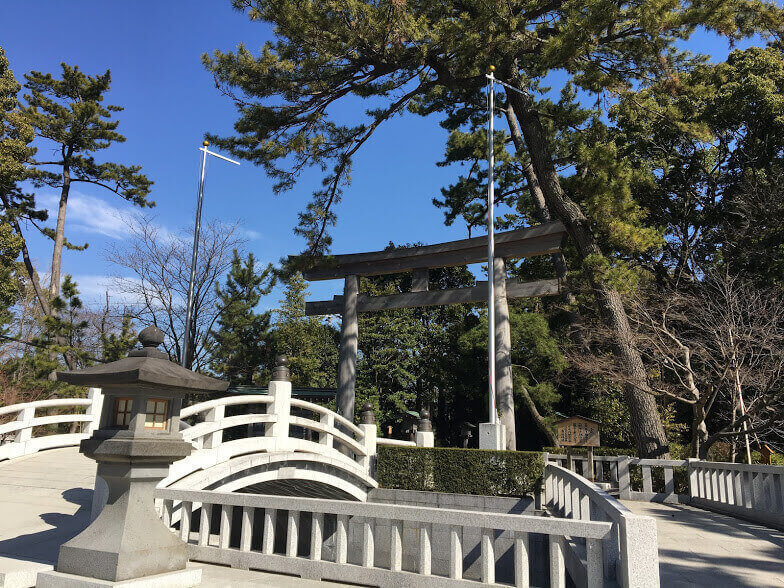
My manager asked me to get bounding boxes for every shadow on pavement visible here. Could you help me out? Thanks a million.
[0,487,92,564]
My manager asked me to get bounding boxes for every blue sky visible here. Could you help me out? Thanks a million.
[0,1,752,312]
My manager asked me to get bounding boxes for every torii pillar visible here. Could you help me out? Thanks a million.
[337,275,359,420]
[494,257,515,450]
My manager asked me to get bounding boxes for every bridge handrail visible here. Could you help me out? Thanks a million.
[181,414,278,442]
[180,395,273,419]
[0,397,92,417]
[544,462,660,588]
[157,486,613,586]
[289,397,363,438]
[376,438,416,447]
[288,415,366,456]
[0,389,103,462]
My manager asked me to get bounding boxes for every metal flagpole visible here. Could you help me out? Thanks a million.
[182,140,240,368]
[487,66,497,424]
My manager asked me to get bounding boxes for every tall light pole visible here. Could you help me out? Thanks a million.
[486,66,497,425]
[182,140,240,368]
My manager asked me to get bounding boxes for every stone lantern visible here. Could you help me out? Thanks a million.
[38,326,228,587]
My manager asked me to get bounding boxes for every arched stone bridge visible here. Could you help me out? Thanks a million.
[0,376,431,509]
[0,385,782,586]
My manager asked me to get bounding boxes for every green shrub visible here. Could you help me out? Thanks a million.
[376,446,544,497]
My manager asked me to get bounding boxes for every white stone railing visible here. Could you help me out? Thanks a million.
[546,453,691,504]
[0,389,103,462]
[546,453,784,530]
[688,460,784,530]
[156,486,615,587]
[544,463,659,588]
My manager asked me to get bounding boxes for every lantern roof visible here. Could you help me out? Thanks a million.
[57,326,228,394]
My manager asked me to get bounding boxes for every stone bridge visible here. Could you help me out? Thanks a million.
[0,382,782,586]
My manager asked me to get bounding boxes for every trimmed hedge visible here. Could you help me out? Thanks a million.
[376,446,544,497]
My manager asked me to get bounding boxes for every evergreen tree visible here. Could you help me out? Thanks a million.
[0,47,37,329]
[38,275,91,370]
[209,250,274,384]
[100,315,136,362]
[274,272,339,388]
[22,63,153,304]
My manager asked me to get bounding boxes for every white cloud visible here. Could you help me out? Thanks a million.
[239,228,262,240]
[40,191,139,240]
[70,274,145,306]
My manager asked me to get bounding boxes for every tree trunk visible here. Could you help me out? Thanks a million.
[518,380,558,446]
[506,82,669,458]
[49,161,71,300]
[690,401,708,458]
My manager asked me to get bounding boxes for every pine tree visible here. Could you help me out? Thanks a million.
[209,251,274,384]
[38,275,91,370]
[274,272,339,388]
[101,315,136,362]
[0,47,37,329]
[22,63,153,304]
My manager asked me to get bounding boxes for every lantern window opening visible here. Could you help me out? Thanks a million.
[145,398,169,430]
[113,397,134,428]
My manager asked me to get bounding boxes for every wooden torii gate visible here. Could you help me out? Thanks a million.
[303,221,567,449]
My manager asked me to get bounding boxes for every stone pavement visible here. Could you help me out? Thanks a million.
[623,500,784,587]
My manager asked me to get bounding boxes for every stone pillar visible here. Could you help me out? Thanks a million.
[494,256,516,450]
[358,403,377,476]
[337,274,359,421]
[479,422,506,449]
[268,357,292,451]
[415,409,435,448]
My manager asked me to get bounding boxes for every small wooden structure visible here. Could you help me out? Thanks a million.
[555,415,601,482]
[301,222,567,449]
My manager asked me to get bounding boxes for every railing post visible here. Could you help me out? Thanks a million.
[319,413,334,450]
[618,456,631,500]
[86,388,104,435]
[202,404,224,449]
[14,404,35,446]
[359,403,377,476]
[687,458,699,502]
[540,453,550,509]
[415,409,434,448]
[268,356,291,448]
[618,515,659,588]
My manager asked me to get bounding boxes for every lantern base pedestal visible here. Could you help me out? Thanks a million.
[37,566,201,587]
[478,422,506,450]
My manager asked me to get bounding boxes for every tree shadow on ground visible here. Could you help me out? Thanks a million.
[0,487,92,564]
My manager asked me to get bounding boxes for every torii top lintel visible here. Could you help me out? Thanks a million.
[301,221,566,282]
